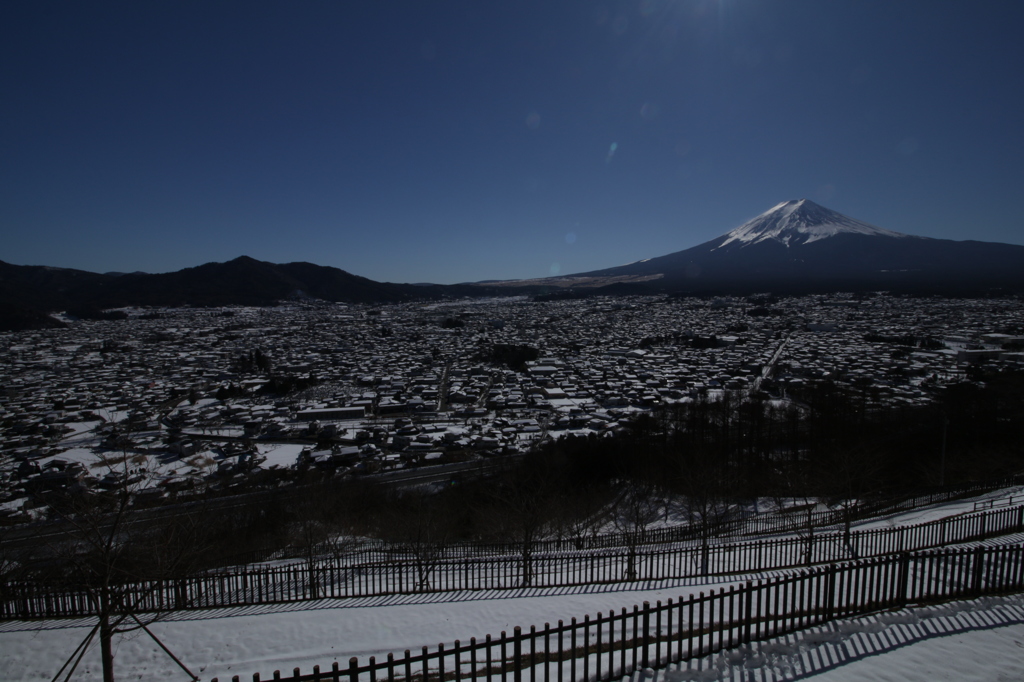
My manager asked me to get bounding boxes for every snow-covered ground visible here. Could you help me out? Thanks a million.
[5,577,1023,682]
[3,489,1024,682]
[623,594,1024,682]
[3,577,728,681]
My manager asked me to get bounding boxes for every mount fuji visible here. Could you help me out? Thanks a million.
[558,199,1024,294]
[714,199,906,248]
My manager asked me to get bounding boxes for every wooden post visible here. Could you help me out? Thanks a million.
[349,657,359,682]
[582,616,589,682]
[826,564,836,620]
[641,601,650,669]
[655,601,663,667]
[897,553,911,607]
[972,545,986,596]
[687,595,694,660]
[569,620,576,682]
[529,625,537,682]
[501,631,508,682]
[542,624,550,682]
[556,622,563,682]
[743,583,753,645]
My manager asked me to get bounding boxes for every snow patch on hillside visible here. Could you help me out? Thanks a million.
[717,199,909,249]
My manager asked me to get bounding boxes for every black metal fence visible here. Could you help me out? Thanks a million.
[4,503,1023,620]
[210,542,1024,682]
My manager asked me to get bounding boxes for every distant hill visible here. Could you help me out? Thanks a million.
[523,200,1024,296]
[0,256,505,330]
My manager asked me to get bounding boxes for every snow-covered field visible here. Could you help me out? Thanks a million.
[623,594,1024,682]
[3,489,1024,682]
[4,577,728,681]
[5,576,1023,682]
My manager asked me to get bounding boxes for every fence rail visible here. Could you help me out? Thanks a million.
[975,494,1024,512]
[210,542,1024,682]
[4,502,1023,621]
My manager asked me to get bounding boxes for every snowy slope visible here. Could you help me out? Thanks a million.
[5,488,1023,681]
[716,199,909,249]
[624,594,1024,682]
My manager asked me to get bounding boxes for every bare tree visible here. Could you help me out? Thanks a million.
[287,479,359,599]
[552,484,613,551]
[381,491,456,591]
[612,478,662,581]
[674,455,730,577]
[32,449,210,682]
[812,442,884,560]
[485,462,556,587]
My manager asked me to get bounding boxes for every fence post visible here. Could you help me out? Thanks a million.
[513,626,522,682]
[641,601,650,669]
[972,545,986,596]
[349,657,359,682]
[897,553,910,607]
[743,582,753,645]
[805,527,814,567]
[825,564,836,620]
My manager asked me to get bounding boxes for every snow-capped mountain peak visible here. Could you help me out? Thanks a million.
[717,199,908,249]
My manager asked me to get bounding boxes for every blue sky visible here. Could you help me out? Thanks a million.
[2,1,1023,284]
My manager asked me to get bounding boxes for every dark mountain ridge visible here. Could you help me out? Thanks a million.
[5,200,1024,329]
[0,256,504,330]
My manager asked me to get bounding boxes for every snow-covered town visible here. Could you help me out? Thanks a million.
[3,293,1024,520]
[6,1,1024,679]
[4,293,1024,682]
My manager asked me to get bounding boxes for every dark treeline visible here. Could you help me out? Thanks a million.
[205,371,1024,564]
[553,371,1024,504]
[474,343,540,372]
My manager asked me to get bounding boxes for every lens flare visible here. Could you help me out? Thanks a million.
[606,142,618,163]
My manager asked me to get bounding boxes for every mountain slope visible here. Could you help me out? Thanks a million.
[715,199,906,248]
[572,200,1024,294]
